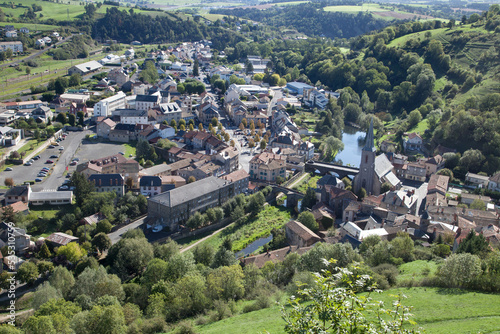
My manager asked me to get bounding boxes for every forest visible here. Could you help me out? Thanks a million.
[91,8,245,51]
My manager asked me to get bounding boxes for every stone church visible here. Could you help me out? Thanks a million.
[353,119,401,195]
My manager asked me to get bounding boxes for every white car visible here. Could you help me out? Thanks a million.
[152,225,163,233]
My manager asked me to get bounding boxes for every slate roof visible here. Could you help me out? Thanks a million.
[89,174,124,187]
[142,164,172,176]
[5,186,29,198]
[135,94,159,102]
[149,176,228,207]
[140,175,162,187]
[374,154,393,178]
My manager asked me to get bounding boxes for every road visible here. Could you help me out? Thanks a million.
[180,222,235,253]
[0,35,74,69]
[108,216,147,245]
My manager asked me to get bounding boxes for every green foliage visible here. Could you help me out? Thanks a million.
[301,187,317,210]
[437,253,482,289]
[73,266,124,302]
[206,265,245,301]
[108,237,154,280]
[297,211,319,232]
[281,260,420,333]
[57,243,86,264]
[17,261,39,285]
[457,229,490,256]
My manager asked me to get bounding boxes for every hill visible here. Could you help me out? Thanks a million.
[194,287,500,334]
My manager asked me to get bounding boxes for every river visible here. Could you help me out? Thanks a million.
[335,126,366,168]
[235,234,273,258]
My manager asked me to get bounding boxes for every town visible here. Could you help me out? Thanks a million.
[0,1,499,333]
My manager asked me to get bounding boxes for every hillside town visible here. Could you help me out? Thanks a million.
[1,37,499,269]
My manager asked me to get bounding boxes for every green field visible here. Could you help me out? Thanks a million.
[0,22,59,31]
[324,4,390,13]
[190,205,292,253]
[0,0,166,22]
[196,287,500,334]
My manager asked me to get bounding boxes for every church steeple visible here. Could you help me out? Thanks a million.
[363,117,375,152]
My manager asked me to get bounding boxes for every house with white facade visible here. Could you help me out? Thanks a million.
[403,133,423,151]
[93,91,127,117]
[120,109,148,124]
[135,94,160,111]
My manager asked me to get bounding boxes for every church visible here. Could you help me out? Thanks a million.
[353,119,401,195]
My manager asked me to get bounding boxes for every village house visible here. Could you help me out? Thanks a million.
[403,133,423,151]
[465,172,489,188]
[249,152,286,182]
[89,174,125,197]
[285,220,321,247]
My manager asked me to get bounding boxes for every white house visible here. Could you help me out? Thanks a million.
[5,31,17,38]
[0,41,23,53]
[19,27,29,34]
[94,91,127,117]
[135,94,160,111]
[403,133,423,151]
[465,172,489,188]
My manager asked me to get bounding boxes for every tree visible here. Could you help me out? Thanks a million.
[320,136,344,162]
[1,206,15,224]
[17,261,39,285]
[92,233,112,253]
[301,187,317,210]
[109,237,154,280]
[68,113,76,127]
[56,112,67,124]
[71,172,94,206]
[193,59,199,77]
[49,266,75,299]
[297,211,319,232]
[357,187,367,200]
[260,139,267,150]
[407,109,422,129]
[38,243,51,259]
[457,229,490,256]
[69,73,81,87]
[57,243,86,264]
[470,199,486,210]
[3,178,14,188]
[71,304,127,334]
[72,266,124,302]
[281,260,420,333]
[380,182,391,193]
[31,282,62,310]
[192,244,215,266]
[187,176,196,184]
[207,265,245,301]
[438,253,481,288]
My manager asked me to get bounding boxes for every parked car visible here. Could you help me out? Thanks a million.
[59,147,64,151]
[66,173,72,178]
[70,161,77,166]
[58,185,69,190]
[46,160,54,164]
[37,173,47,177]
[33,155,41,160]
[119,152,125,155]
[24,162,32,166]
[35,178,42,182]
[72,158,79,162]
[152,225,163,233]
[50,155,58,159]
[41,167,50,171]
[5,167,13,171]
[48,145,55,149]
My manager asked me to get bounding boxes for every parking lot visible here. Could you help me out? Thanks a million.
[0,130,89,191]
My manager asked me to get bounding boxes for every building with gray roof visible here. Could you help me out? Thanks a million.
[147,176,243,230]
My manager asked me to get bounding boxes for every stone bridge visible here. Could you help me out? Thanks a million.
[304,161,359,179]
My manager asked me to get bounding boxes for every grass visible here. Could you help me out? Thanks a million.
[407,119,429,135]
[122,142,137,158]
[16,139,45,157]
[293,175,321,194]
[397,260,438,284]
[324,4,390,13]
[196,287,500,333]
[190,205,292,253]
[0,22,60,31]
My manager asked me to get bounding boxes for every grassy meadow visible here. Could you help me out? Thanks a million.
[194,287,500,334]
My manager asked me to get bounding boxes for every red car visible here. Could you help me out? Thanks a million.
[45,160,54,164]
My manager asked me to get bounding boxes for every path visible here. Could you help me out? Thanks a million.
[0,309,33,323]
[285,172,309,189]
[180,222,235,253]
